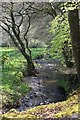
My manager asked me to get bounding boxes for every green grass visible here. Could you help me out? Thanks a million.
[0,47,79,119]
[30,47,47,59]
[0,47,47,109]
[0,47,47,59]
[0,47,29,108]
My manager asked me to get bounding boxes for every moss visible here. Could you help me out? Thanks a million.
[1,88,80,119]
[54,104,78,118]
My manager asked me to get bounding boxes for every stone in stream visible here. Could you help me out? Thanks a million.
[22,97,29,102]
[34,100,41,106]
[24,102,29,106]
[37,81,41,84]
[17,104,27,112]
[40,102,44,105]
[30,94,34,99]
[70,114,78,119]
[29,102,33,107]
[17,107,24,112]
[44,101,49,104]
[33,93,38,97]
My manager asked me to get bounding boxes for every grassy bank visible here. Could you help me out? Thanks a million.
[0,48,30,110]
[0,47,47,110]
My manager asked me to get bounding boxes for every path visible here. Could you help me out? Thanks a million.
[17,59,67,112]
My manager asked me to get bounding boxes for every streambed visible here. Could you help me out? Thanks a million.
[16,60,67,112]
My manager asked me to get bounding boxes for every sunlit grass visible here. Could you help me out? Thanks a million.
[0,47,15,52]
[0,47,29,108]
[0,47,47,109]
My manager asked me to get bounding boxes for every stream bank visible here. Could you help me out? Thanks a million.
[2,59,79,119]
[16,59,67,112]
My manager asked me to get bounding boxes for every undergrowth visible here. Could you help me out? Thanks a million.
[0,48,30,109]
[0,47,47,110]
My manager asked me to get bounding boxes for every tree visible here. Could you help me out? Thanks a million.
[0,2,35,76]
[68,8,80,82]
[0,2,62,76]
[50,13,74,67]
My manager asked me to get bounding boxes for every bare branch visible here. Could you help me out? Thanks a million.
[5,16,12,24]
[24,12,30,39]
[10,7,26,52]
[0,24,10,34]
[23,12,31,57]
[18,13,23,28]
[0,24,21,51]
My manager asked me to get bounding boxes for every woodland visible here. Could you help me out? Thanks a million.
[0,2,80,120]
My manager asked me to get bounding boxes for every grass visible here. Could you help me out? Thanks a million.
[30,47,47,59]
[0,47,79,119]
[0,47,28,109]
[0,47,47,109]
[0,47,47,59]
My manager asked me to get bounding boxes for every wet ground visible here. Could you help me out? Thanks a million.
[16,59,67,112]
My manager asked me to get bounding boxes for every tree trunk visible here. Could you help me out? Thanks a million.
[19,48,35,76]
[27,57,35,76]
[68,9,80,82]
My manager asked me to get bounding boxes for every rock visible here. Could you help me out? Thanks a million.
[17,107,24,112]
[28,102,33,107]
[37,81,41,84]
[40,102,44,105]
[34,100,40,106]
[33,93,37,97]
[44,101,49,104]
[70,114,78,118]
[30,94,34,99]
[24,102,29,107]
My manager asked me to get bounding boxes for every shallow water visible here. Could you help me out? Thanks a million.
[16,60,67,112]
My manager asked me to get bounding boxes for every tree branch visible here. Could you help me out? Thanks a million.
[23,12,31,57]
[24,12,30,39]
[10,8,25,52]
[0,24,21,51]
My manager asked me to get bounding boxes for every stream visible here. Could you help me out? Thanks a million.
[16,59,67,112]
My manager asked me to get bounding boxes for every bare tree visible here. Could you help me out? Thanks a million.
[0,2,62,76]
[0,2,35,76]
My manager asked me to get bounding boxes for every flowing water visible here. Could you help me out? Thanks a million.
[16,59,67,112]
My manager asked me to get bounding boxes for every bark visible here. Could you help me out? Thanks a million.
[19,48,35,76]
[68,9,80,82]
[27,58,35,76]
[0,18,35,76]
[10,7,35,76]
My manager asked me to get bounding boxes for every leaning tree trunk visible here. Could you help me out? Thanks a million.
[68,9,80,82]
[27,57,35,76]
[19,48,35,76]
